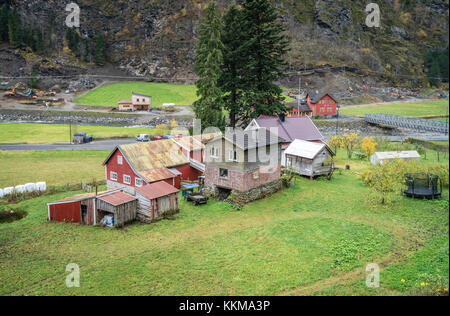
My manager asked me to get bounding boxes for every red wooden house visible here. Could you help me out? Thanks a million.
[306,91,338,117]
[103,139,203,194]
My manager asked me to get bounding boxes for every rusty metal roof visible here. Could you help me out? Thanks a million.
[173,136,204,151]
[98,192,136,206]
[193,132,222,144]
[119,140,189,183]
[136,181,180,200]
[48,190,120,205]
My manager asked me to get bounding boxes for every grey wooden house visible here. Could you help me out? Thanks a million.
[284,139,335,179]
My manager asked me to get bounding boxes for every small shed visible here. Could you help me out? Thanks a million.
[47,190,137,228]
[370,151,421,166]
[135,181,180,223]
[285,139,335,178]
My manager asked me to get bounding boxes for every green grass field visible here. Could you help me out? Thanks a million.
[0,145,448,295]
[0,123,177,144]
[0,151,108,187]
[340,99,449,118]
[74,82,198,107]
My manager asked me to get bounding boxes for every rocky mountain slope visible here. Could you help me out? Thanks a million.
[1,0,449,89]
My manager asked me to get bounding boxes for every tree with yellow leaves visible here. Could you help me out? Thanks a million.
[342,133,360,159]
[329,135,344,155]
[361,137,377,160]
[170,119,178,130]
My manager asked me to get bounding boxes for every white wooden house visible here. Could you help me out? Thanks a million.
[285,139,335,179]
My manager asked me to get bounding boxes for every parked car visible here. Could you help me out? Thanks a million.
[151,135,164,141]
[163,135,174,139]
[136,134,150,142]
[174,134,184,139]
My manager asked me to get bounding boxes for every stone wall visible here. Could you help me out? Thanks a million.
[206,179,282,206]
[229,179,282,206]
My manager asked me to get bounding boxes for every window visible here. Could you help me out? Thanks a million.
[253,171,260,180]
[229,150,237,162]
[123,175,131,185]
[135,178,143,187]
[136,98,140,102]
[210,147,219,158]
[220,168,229,178]
[320,107,325,113]
[110,172,118,181]
[117,156,123,165]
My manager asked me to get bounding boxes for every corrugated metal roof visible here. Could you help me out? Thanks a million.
[372,151,421,160]
[98,192,136,206]
[173,136,204,151]
[307,91,339,104]
[254,115,323,142]
[132,92,152,97]
[285,139,331,160]
[192,132,223,144]
[136,181,180,200]
[119,140,189,183]
[48,190,120,205]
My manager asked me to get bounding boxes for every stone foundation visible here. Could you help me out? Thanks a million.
[207,179,282,205]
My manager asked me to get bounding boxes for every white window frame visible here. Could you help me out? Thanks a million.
[135,178,143,187]
[228,150,237,162]
[123,175,131,185]
[117,156,123,165]
[110,172,118,181]
[211,147,219,158]
[219,168,229,179]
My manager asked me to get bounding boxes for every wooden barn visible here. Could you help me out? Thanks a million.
[47,190,137,228]
[285,139,335,179]
[135,181,180,223]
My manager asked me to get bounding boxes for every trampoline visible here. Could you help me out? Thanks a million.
[404,173,442,200]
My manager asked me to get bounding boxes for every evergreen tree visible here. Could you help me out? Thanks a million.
[94,34,107,66]
[239,0,290,122]
[8,7,22,48]
[193,0,226,131]
[219,5,247,128]
[0,4,10,42]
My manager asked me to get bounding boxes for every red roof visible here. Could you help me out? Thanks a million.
[98,192,136,206]
[136,181,179,200]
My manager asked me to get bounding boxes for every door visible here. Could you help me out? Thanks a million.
[81,205,88,225]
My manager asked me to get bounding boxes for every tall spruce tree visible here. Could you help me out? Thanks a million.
[239,0,290,122]
[8,7,22,48]
[94,34,107,66]
[193,0,226,131]
[219,5,247,128]
[0,4,10,42]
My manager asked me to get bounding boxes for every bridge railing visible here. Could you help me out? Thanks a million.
[365,114,449,134]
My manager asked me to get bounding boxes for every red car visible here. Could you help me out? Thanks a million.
[151,135,164,141]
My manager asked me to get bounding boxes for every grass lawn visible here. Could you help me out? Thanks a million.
[0,151,108,187]
[0,123,175,144]
[340,99,449,118]
[74,82,198,107]
[0,147,448,295]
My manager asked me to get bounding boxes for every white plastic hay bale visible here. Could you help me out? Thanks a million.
[36,182,47,191]
[3,187,14,195]
[0,188,3,199]
[14,185,25,194]
[25,183,37,192]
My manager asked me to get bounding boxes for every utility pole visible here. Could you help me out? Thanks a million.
[69,122,72,144]
[298,72,301,115]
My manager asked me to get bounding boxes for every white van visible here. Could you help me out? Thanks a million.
[136,134,150,142]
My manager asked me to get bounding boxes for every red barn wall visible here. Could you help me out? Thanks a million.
[49,202,81,223]
[175,164,203,182]
[106,149,142,187]
[307,95,337,116]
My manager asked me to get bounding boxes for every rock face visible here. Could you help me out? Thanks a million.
[2,0,449,86]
